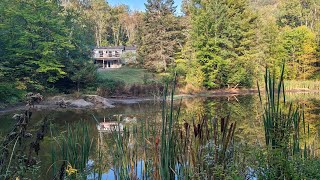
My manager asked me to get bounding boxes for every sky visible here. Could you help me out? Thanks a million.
[107,0,183,15]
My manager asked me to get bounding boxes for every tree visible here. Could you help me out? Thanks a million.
[70,60,97,92]
[85,0,110,47]
[0,0,95,92]
[139,0,182,72]
[187,0,258,89]
[281,26,318,79]
[0,0,74,90]
[277,0,303,28]
[120,11,144,45]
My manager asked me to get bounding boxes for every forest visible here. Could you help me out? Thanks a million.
[0,0,320,101]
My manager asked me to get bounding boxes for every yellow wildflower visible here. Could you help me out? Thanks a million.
[66,164,78,176]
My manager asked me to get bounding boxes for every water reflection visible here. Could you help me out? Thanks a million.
[88,160,145,180]
[0,93,319,179]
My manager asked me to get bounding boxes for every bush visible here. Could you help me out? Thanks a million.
[96,78,164,97]
[127,83,164,97]
[0,83,25,106]
[96,79,126,96]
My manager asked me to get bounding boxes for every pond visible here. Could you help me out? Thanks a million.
[0,92,320,179]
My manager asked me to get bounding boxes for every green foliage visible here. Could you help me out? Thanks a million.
[277,0,303,28]
[0,0,95,93]
[257,65,318,179]
[281,26,318,79]
[50,122,93,179]
[96,78,126,96]
[139,0,183,72]
[70,60,97,92]
[0,83,25,106]
[97,67,156,85]
[177,0,320,90]
[186,0,258,89]
[0,0,71,85]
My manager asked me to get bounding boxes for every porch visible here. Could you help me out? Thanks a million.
[95,59,122,69]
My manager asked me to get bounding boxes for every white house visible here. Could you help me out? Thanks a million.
[93,46,136,69]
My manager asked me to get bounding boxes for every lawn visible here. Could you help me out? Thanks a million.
[97,67,155,85]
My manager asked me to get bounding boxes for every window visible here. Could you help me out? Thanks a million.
[99,51,103,57]
[108,51,112,57]
[115,51,119,57]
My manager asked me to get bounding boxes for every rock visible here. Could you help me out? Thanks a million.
[84,95,115,108]
[68,99,94,108]
[56,100,68,108]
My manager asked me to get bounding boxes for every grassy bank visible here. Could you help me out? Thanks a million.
[95,67,166,97]
[97,67,156,85]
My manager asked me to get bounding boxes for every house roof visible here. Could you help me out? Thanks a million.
[124,46,136,50]
[95,58,121,61]
[96,46,124,50]
[94,46,136,50]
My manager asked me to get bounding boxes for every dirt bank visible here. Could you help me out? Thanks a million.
[1,88,319,114]
[0,95,158,114]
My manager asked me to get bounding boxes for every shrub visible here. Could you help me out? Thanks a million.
[0,83,25,105]
[96,79,126,96]
[127,83,164,97]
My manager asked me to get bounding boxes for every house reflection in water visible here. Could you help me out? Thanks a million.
[96,115,137,133]
[96,115,124,133]
[96,121,124,133]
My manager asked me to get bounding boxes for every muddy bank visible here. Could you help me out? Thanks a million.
[1,88,319,114]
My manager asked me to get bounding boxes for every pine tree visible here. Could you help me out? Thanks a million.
[139,0,182,72]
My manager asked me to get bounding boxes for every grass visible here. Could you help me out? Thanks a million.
[97,66,156,85]
[50,122,93,179]
[285,80,320,91]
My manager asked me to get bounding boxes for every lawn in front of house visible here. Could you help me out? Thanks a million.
[97,67,156,85]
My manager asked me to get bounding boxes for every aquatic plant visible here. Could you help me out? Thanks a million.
[107,77,238,179]
[257,64,315,179]
[0,93,46,179]
[49,121,93,179]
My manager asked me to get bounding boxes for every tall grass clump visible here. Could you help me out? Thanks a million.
[257,64,315,179]
[50,122,93,179]
[285,80,320,91]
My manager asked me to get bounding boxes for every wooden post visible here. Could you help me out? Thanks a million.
[103,60,105,68]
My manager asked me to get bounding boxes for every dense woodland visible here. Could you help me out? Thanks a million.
[1,0,320,100]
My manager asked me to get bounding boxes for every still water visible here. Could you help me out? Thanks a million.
[0,93,319,179]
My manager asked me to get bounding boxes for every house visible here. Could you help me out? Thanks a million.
[93,46,136,69]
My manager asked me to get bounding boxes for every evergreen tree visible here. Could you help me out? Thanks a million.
[139,0,182,72]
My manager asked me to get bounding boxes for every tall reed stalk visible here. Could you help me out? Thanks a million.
[257,64,311,179]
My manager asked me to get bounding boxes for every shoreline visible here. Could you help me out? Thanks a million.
[1,88,319,114]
